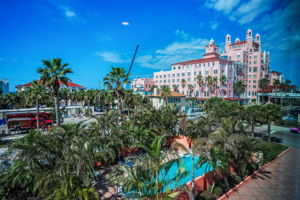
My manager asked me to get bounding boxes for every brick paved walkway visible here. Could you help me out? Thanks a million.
[226,148,300,200]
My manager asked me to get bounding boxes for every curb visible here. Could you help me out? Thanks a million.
[218,147,291,200]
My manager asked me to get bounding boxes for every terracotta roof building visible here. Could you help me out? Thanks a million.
[16,80,85,92]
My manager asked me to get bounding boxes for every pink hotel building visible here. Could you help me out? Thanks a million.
[152,29,271,100]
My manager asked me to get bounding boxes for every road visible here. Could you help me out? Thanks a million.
[254,125,300,149]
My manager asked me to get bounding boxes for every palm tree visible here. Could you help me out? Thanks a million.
[258,78,270,90]
[188,84,194,97]
[181,79,186,94]
[37,58,73,125]
[205,75,213,96]
[173,84,179,92]
[103,67,129,115]
[258,104,282,142]
[1,123,100,200]
[244,105,261,137]
[25,81,47,129]
[281,79,292,92]
[196,74,204,96]
[212,77,218,95]
[173,138,209,200]
[233,80,246,103]
[160,85,171,106]
[59,88,71,107]
[131,135,183,199]
[219,75,227,97]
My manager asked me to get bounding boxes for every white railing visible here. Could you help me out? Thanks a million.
[258,92,300,97]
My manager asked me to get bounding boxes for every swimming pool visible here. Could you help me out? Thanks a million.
[123,154,214,197]
[159,154,214,192]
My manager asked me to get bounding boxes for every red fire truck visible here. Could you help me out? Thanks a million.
[6,112,53,131]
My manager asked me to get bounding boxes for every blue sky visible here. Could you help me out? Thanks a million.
[0,0,299,91]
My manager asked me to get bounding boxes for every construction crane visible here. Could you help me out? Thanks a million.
[124,44,139,89]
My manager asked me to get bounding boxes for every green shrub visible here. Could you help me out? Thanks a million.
[212,186,224,197]
[261,142,288,164]
[196,191,216,200]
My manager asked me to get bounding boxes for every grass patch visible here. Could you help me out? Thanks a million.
[261,141,289,164]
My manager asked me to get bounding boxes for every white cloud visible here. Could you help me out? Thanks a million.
[121,21,130,26]
[205,0,240,14]
[96,51,126,63]
[210,21,219,30]
[59,6,76,19]
[65,10,76,18]
[136,30,209,69]
[206,0,273,24]
[236,0,272,24]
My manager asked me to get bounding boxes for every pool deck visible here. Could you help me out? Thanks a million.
[221,147,300,200]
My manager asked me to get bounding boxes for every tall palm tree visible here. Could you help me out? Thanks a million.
[173,138,209,200]
[258,104,282,142]
[134,135,183,199]
[219,75,227,97]
[243,105,261,137]
[196,74,204,96]
[212,77,218,95]
[25,81,47,129]
[181,79,186,94]
[233,80,246,99]
[103,67,129,115]
[188,84,194,97]
[205,75,213,96]
[37,58,73,125]
[258,78,270,90]
[160,85,171,106]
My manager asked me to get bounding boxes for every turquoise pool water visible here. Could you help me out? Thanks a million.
[159,154,214,192]
[123,154,213,196]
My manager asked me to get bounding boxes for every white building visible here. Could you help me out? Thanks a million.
[147,89,187,112]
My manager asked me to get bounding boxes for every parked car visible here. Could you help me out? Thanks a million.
[283,115,298,122]
[94,107,107,112]
[290,127,300,134]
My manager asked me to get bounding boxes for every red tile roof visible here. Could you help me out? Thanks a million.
[203,52,220,57]
[148,91,186,97]
[16,80,84,88]
[172,57,232,65]
[229,41,247,46]
[270,70,281,75]
[258,85,296,93]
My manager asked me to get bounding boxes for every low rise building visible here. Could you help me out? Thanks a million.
[16,80,85,92]
[147,89,187,112]
[130,78,155,92]
[269,71,284,85]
